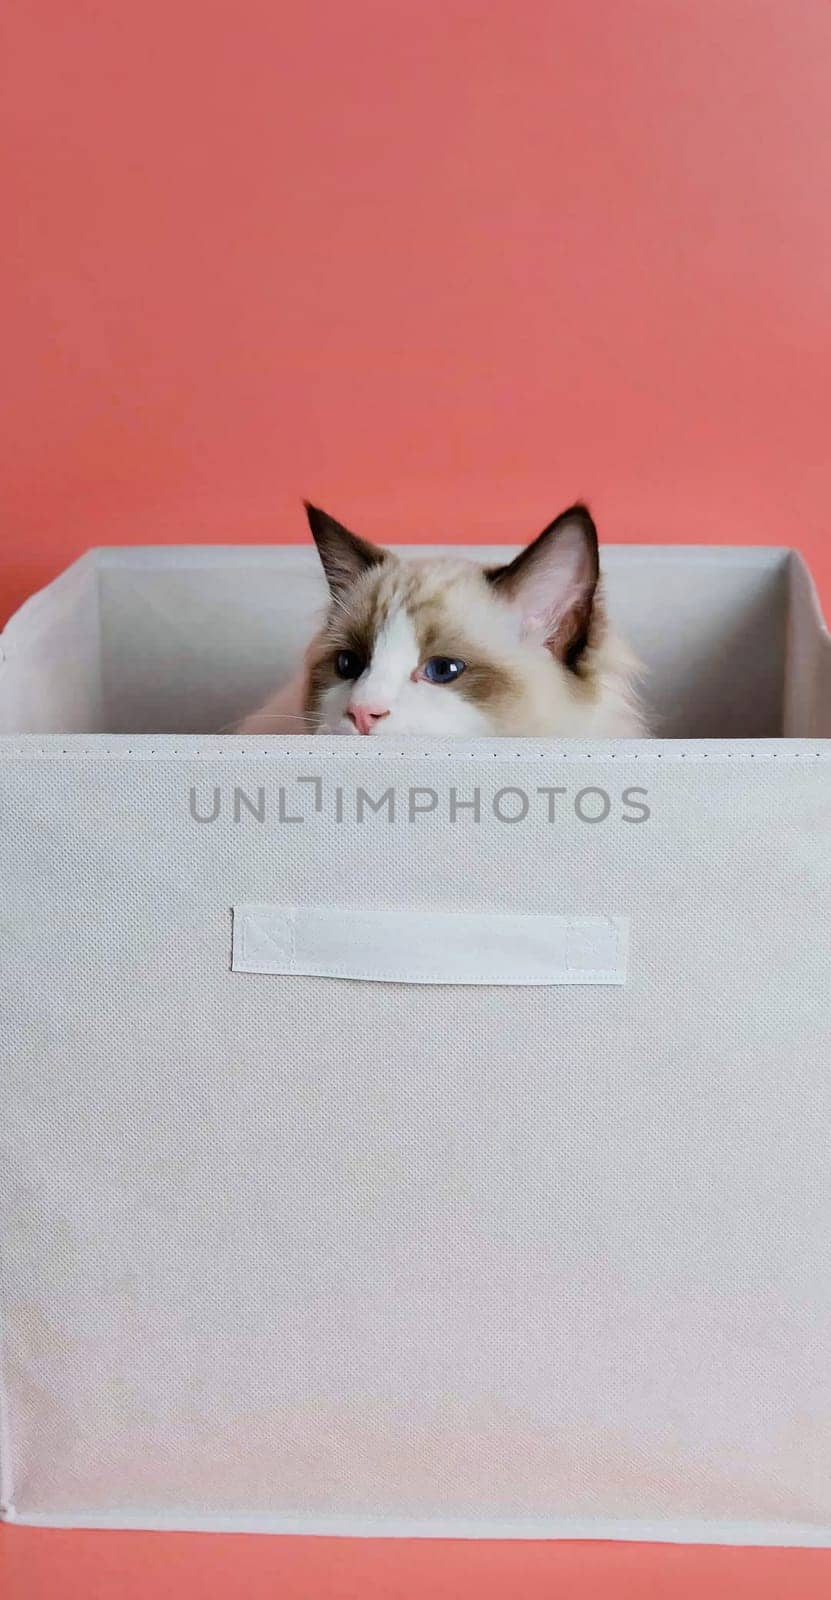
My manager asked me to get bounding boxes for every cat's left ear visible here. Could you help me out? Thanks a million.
[304,501,388,599]
[487,504,599,667]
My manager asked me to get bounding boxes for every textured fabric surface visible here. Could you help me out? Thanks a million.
[1,739,830,1541]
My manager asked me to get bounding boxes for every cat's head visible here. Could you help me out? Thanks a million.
[303,502,608,737]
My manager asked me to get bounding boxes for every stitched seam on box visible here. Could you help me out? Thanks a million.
[3,745,831,763]
[238,908,296,971]
[565,916,621,976]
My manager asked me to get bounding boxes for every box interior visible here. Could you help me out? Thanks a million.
[0,544,828,738]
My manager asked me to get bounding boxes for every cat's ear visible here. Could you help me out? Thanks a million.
[487,504,599,667]
[304,502,387,599]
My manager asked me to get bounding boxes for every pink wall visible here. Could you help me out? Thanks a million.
[2,0,830,627]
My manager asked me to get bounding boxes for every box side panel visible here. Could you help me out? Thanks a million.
[0,554,103,734]
[97,553,328,735]
[784,552,831,736]
[1,746,830,1541]
[600,546,790,738]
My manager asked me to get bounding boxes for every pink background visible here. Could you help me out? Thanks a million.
[2,0,830,628]
[1,8,831,1590]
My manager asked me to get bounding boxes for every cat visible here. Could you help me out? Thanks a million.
[237,502,647,737]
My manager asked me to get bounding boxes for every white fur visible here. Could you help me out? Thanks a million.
[320,604,491,737]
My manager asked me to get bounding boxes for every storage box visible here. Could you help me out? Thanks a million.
[1,543,830,1543]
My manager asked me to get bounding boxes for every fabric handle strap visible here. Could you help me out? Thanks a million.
[231,905,628,986]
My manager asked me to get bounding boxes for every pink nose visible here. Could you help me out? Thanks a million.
[347,704,390,735]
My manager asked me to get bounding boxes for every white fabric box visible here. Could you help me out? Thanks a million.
[0,543,830,1544]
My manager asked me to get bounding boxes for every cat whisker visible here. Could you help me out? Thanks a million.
[217,711,322,733]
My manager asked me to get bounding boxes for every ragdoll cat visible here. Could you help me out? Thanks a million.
[237,502,647,737]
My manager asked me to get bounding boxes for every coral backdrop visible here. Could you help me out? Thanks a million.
[2,6,831,1592]
[2,0,830,629]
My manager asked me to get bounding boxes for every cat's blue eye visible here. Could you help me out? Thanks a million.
[335,649,364,680]
[422,656,466,684]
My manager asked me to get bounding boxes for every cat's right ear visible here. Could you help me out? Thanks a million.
[486,504,599,668]
[304,502,387,599]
